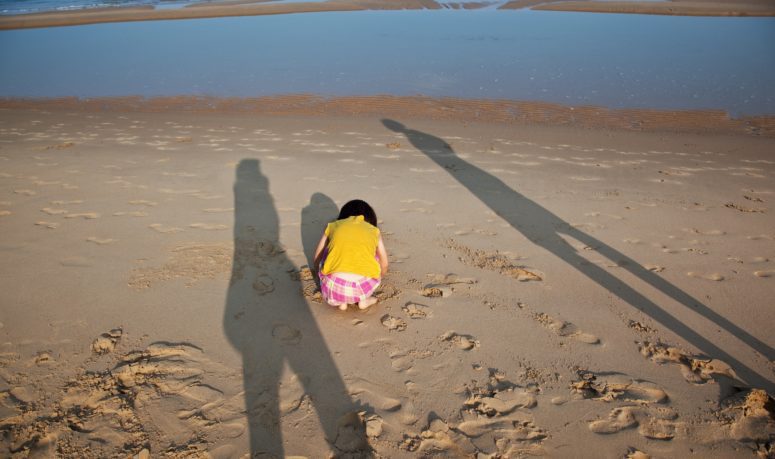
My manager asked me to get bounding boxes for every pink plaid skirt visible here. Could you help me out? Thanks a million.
[319,272,380,305]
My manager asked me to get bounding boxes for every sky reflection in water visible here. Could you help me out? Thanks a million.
[0,10,773,115]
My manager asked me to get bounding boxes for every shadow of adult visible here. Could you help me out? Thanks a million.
[382,119,774,392]
[223,159,372,457]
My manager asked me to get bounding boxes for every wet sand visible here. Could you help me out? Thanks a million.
[1,0,773,30]
[3,95,775,137]
[0,102,773,457]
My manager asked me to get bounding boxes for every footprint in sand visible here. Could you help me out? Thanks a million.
[639,340,736,384]
[717,389,775,449]
[272,324,301,345]
[571,371,668,404]
[753,270,775,278]
[91,328,123,354]
[381,314,407,332]
[406,415,546,456]
[687,271,724,281]
[252,275,275,295]
[588,406,638,434]
[390,352,414,372]
[35,221,59,229]
[402,302,431,319]
[533,312,600,344]
[349,378,403,412]
[411,370,545,455]
[420,273,478,298]
[439,331,479,350]
[374,282,401,302]
[589,405,678,440]
[420,285,451,298]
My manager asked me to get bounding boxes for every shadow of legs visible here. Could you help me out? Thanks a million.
[382,119,773,392]
[224,160,372,456]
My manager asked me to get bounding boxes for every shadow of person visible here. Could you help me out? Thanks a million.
[382,119,774,392]
[301,192,339,274]
[224,160,372,457]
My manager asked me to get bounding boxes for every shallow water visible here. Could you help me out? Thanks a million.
[0,10,773,116]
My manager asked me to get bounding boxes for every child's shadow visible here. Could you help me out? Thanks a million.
[223,160,372,457]
[301,192,338,280]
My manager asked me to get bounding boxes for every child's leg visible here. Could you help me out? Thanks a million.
[357,296,377,309]
[356,277,381,309]
[319,269,345,309]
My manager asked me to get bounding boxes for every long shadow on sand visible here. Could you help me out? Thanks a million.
[383,119,774,392]
[223,159,371,457]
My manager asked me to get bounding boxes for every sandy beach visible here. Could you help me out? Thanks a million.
[0,100,773,457]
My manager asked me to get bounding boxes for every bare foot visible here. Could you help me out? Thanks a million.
[358,296,377,310]
[339,303,348,311]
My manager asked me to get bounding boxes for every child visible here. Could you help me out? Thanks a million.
[313,199,388,310]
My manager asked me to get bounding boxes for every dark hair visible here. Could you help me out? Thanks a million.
[338,199,377,227]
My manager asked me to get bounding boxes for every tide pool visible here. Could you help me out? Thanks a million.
[0,9,773,116]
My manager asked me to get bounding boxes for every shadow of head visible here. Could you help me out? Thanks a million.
[237,158,259,178]
[381,118,406,133]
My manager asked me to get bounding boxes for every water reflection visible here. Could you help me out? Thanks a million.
[0,10,773,115]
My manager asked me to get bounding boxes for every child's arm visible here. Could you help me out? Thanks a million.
[376,236,389,275]
[312,233,328,271]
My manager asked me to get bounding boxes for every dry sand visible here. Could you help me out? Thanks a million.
[1,0,773,30]
[0,102,773,457]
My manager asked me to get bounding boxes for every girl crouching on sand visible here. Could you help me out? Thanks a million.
[313,199,388,310]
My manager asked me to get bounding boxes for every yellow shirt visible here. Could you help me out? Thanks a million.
[321,215,381,279]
